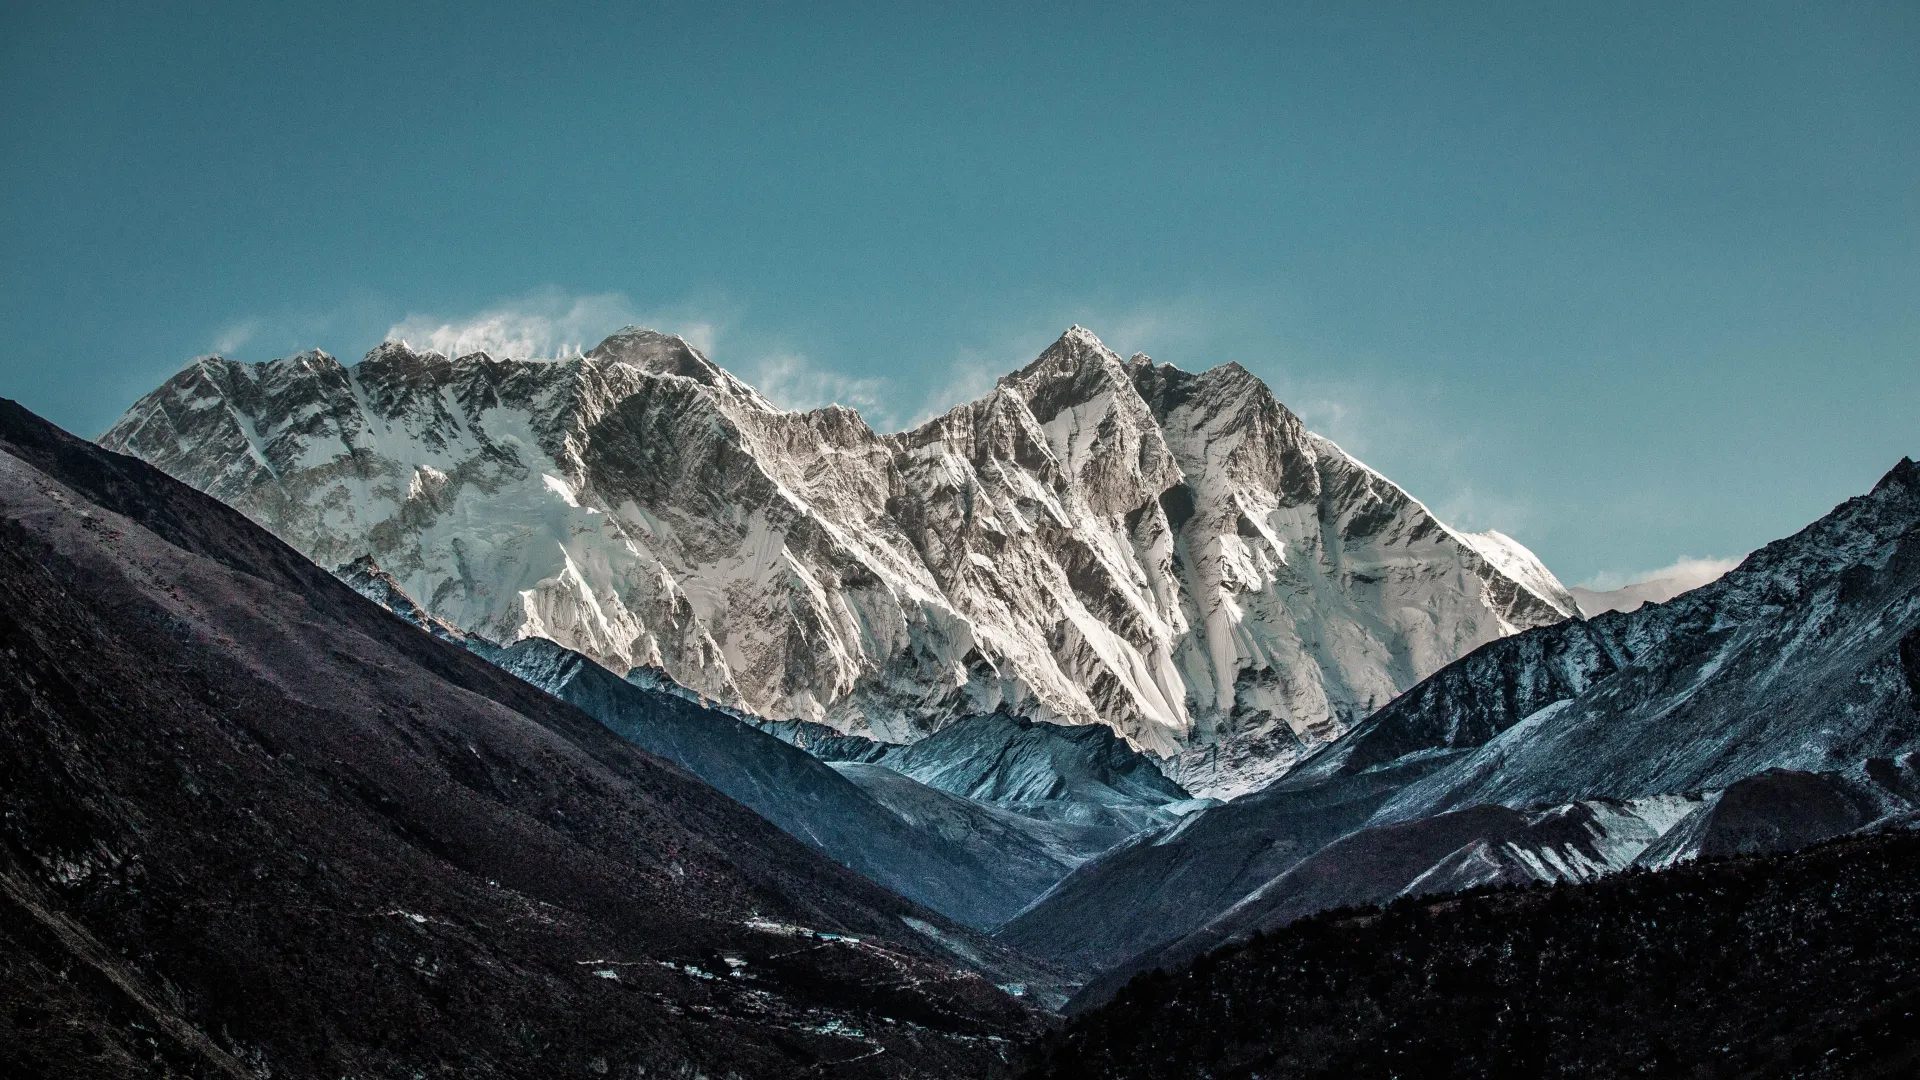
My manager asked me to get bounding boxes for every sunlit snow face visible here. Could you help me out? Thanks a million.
[100,327,1578,798]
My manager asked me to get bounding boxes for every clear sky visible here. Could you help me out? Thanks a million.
[3,1,1915,588]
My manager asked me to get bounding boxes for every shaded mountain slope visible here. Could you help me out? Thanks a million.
[1023,828,1920,1079]
[480,636,1090,933]
[0,399,1037,1079]
[766,710,1203,834]
[994,754,1453,976]
[877,712,1202,832]
[828,763,1131,908]
[338,555,1118,940]
[1067,767,1909,1007]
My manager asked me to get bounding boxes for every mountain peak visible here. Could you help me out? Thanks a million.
[366,338,440,364]
[1874,456,1919,497]
[584,326,775,412]
[999,325,1133,404]
[587,325,706,368]
[1038,324,1116,363]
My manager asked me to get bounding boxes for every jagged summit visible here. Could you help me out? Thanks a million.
[102,324,1578,797]
[586,325,762,398]
[1003,325,1127,383]
[1876,455,1918,495]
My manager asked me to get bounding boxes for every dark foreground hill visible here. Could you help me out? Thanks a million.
[0,399,1039,1080]
[1022,829,1920,1079]
[334,555,1122,949]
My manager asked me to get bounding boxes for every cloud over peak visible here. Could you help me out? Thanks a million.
[383,290,645,360]
[1571,556,1741,616]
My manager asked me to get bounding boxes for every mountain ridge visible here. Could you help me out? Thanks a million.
[1000,456,1920,998]
[102,325,1578,797]
[0,396,1041,1078]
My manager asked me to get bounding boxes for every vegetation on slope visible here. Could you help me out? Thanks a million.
[1024,829,1920,1078]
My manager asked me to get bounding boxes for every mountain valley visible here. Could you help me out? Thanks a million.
[8,324,1918,1076]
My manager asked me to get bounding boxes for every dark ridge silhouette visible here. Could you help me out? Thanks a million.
[0,399,1038,1079]
[1022,829,1920,1079]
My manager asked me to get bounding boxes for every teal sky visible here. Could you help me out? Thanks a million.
[3,1,1915,588]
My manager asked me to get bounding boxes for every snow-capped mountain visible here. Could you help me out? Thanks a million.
[1293,456,1920,817]
[1004,459,1920,989]
[101,325,1576,797]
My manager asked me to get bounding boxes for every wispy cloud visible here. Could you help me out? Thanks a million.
[212,318,262,355]
[201,287,388,359]
[384,289,645,360]
[383,292,905,425]
[1578,555,1741,594]
[747,351,889,418]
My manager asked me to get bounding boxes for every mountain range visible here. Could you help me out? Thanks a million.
[337,551,1163,941]
[11,320,1918,1075]
[101,326,1577,798]
[1006,456,1920,1003]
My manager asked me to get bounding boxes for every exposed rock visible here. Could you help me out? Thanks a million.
[1004,460,1920,988]
[102,326,1576,797]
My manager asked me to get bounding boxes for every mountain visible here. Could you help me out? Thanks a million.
[0,398,1041,1079]
[472,634,1104,936]
[994,755,1445,977]
[1069,767,1907,1007]
[1002,459,1920,992]
[1296,456,1920,816]
[762,710,1207,834]
[1022,828,1920,1079]
[333,554,1141,938]
[824,762,1136,920]
[101,326,1576,797]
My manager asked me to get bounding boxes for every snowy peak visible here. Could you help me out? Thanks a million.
[988,326,1182,521]
[102,325,1579,797]
[585,325,774,412]
[1131,358,1320,508]
[586,325,708,372]
[1453,529,1582,616]
[1000,326,1134,405]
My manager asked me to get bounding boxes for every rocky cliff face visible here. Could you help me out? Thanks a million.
[1287,456,1920,816]
[101,325,1576,797]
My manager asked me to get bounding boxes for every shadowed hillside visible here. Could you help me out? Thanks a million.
[1023,829,1920,1079]
[0,399,1038,1079]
